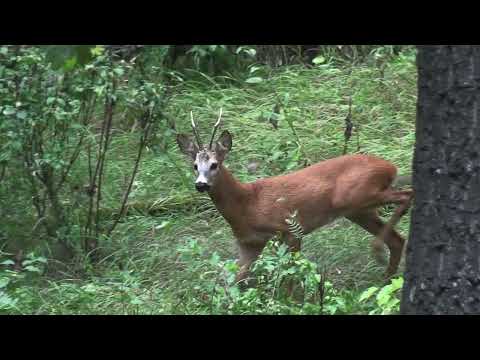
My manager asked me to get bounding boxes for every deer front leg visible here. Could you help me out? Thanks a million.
[235,243,265,286]
[282,232,302,252]
[281,232,302,298]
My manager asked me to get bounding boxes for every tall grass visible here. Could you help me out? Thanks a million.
[1,49,417,314]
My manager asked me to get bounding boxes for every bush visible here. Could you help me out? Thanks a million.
[359,277,403,315]
[0,252,47,313]
[171,238,397,315]
[0,45,166,259]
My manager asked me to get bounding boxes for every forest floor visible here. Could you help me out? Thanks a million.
[3,51,417,314]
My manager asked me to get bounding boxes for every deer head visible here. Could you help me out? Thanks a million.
[177,109,232,192]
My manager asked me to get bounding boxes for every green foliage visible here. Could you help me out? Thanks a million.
[44,45,98,70]
[0,46,416,314]
[0,45,166,257]
[164,45,262,85]
[359,277,403,315]
[0,252,47,313]
[1,238,406,315]
[163,239,367,315]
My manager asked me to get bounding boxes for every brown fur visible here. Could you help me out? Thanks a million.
[205,154,413,283]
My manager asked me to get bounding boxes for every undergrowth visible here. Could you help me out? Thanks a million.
[0,49,416,315]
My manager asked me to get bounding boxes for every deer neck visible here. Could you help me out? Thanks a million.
[208,165,252,224]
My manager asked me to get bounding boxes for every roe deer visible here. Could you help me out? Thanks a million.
[177,109,413,284]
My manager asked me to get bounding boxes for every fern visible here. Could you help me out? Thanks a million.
[285,210,304,240]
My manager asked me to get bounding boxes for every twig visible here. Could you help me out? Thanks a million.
[356,122,361,152]
[94,93,115,240]
[84,83,115,249]
[0,162,6,183]
[284,109,311,166]
[342,96,353,155]
[318,266,328,314]
[57,94,97,190]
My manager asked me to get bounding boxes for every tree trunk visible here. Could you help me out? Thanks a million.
[401,46,480,314]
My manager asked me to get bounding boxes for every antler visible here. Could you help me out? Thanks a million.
[209,107,223,149]
[190,111,203,149]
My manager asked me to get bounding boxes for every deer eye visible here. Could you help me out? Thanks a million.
[194,164,198,171]
[210,163,218,170]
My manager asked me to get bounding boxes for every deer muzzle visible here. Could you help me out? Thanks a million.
[195,182,210,192]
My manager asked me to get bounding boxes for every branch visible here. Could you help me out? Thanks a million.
[94,92,115,239]
[0,162,6,183]
[57,95,97,190]
[342,96,353,155]
[107,113,152,237]
[84,91,112,243]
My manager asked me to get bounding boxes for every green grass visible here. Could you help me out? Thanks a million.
[1,50,417,314]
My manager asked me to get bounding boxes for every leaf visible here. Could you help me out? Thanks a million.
[249,66,261,74]
[359,286,379,302]
[82,284,97,293]
[209,252,220,265]
[312,56,326,65]
[282,268,296,276]
[114,68,125,76]
[63,57,78,71]
[16,111,27,120]
[45,45,95,70]
[0,293,16,309]
[390,277,404,290]
[130,298,144,305]
[277,244,288,257]
[265,264,275,272]
[225,261,239,273]
[3,107,16,116]
[0,278,10,288]
[376,285,395,306]
[36,257,47,264]
[326,304,338,315]
[155,221,170,230]
[229,286,240,299]
[0,47,8,55]
[24,265,41,273]
[388,298,400,308]
[90,46,105,57]
[0,260,15,266]
[94,86,105,96]
[72,45,95,65]
[270,151,283,161]
[245,77,263,84]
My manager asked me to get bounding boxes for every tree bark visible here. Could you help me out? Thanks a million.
[401,46,480,314]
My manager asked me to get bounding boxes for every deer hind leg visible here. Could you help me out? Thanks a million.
[375,190,413,278]
[346,209,407,279]
[379,189,413,206]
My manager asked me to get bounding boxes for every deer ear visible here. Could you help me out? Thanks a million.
[176,134,199,160]
[215,130,232,161]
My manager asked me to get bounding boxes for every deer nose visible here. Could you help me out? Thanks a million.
[195,182,210,192]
